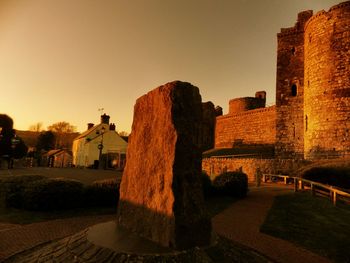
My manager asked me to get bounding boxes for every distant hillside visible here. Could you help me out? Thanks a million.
[16,130,40,147]
[15,130,80,149]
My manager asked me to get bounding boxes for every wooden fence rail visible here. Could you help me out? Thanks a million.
[262,174,350,206]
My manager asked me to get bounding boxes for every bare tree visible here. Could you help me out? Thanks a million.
[29,122,43,132]
[47,122,77,149]
[118,131,129,137]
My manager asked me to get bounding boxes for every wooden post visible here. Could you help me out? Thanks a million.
[311,183,315,196]
[333,191,337,206]
[300,180,304,190]
[284,176,287,185]
[294,178,298,192]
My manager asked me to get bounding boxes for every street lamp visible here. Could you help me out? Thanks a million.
[98,126,105,169]
[9,134,20,169]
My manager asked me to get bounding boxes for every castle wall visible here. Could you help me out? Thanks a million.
[275,10,313,159]
[229,97,266,114]
[215,106,276,148]
[304,2,350,159]
[202,157,308,182]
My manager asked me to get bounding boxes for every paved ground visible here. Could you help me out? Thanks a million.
[0,214,115,261]
[0,184,332,262]
[213,185,331,263]
[0,167,122,185]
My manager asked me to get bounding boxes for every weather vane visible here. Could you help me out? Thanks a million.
[98,108,105,115]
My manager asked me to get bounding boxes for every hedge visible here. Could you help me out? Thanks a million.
[23,179,84,211]
[201,171,248,198]
[84,178,120,207]
[0,175,46,208]
[212,171,248,198]
[1,175,120,211]
[302,167,350,190]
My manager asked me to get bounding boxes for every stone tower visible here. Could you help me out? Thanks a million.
[275,10,313,158]
[304,1,350,159]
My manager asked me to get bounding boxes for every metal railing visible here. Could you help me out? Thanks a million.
[208,154,267,159]
[262,174,350,206]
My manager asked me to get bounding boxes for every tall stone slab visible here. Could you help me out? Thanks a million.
[117,81,211,250]
[201,101,216,152]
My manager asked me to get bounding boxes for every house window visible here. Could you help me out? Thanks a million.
[291,84,297,96]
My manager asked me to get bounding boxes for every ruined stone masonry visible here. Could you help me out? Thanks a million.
[215,1,350,160]
[117,81,211,250]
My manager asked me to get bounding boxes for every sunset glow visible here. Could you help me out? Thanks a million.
[0,0,340,133]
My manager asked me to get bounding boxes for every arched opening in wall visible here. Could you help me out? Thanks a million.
[305,115,308,132]
[291,84,297,96]
[291,47,296,55]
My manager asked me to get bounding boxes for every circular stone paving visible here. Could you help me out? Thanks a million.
[5,221,273,263]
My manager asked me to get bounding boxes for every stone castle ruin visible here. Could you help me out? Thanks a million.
[215,1,350,160]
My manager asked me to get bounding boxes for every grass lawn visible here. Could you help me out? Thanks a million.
[205,196,238,218]
[260,192,350,263]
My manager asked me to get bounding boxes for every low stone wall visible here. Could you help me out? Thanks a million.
[202,157,309,182]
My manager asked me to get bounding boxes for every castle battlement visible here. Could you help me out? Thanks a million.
[215,1,350,160]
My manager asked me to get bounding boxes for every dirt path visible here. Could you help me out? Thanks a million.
[213,185,331,263]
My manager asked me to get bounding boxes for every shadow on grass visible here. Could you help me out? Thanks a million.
[205,196,238,218]
[260,192,350,263]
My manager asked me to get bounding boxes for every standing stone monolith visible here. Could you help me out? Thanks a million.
[117,81,212,250]
[201,101,216,152]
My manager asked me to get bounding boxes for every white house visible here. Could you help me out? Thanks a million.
[72,114,128,169]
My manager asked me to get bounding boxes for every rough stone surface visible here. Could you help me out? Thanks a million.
[117,81,211,250]
[215,1,350,160]
[202,158,309,182]
[304,2,350,159]
[229,96,266,115]
[215,106,276,148]
[201,102,216,151]
[274,10,312,159]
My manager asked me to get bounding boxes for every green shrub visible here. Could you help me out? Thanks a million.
[201,171,213,199]
[22,179,84,211]
[2,176,120,211]
[0,175,46,208]
[302,167,350,189]
[212,171,248,198]
[84,178,120,207]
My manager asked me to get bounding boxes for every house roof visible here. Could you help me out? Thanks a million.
[46,149,62,156]
[74,123,106,141]
[44,149,72,157]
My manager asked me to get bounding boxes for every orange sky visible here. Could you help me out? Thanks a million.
[0,0,341,133]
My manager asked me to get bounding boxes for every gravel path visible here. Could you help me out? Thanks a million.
[213,185,331,263]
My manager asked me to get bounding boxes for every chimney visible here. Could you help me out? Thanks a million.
[101,114,110,125]
[109,123,116,131]
[87,123,94,130]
